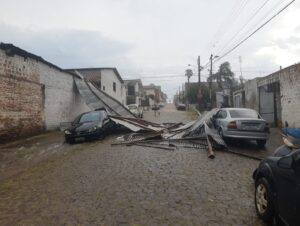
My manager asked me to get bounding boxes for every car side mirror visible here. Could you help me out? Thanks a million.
[278,156,293,169]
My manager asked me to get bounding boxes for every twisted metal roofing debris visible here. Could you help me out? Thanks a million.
[111,110,228,158]
[73,70,135,118]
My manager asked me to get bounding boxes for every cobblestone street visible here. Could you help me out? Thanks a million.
[0,104,265,226]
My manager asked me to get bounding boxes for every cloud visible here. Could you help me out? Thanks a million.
[0,21,134,69]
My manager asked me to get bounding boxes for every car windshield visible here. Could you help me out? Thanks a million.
[79,111,102,123]
[229,109,259,118]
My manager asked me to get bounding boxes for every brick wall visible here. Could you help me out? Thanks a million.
[0,48,90,142]
[279,64,300,127]
[0,50,44,141]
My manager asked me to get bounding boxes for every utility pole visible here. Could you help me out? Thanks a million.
[209,54,213,107]
[209,54,219,109]
[197,56,203,111]
[197,56,201,83]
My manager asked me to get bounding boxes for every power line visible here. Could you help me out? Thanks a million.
[202,0,293,71]
[209,0,246,49]
[213,0,295,64]
[215,0,271,57]
[217,0,286,58]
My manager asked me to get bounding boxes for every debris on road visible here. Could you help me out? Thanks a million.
[111,109,227,158]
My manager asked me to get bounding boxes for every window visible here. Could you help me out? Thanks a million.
[221,110,227,118]
[229,109,259,118]
[113,82,116,92]
[78,112,101,123]
[103,86,105,91]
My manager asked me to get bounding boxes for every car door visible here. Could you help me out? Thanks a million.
[276,151,300,225]
[293,151,300,225]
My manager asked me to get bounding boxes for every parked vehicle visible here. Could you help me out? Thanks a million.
[212,108,270,147]
[253,130,300,226]
[176,103,186,111]
[127,104,143,118]
[64,109,115,143]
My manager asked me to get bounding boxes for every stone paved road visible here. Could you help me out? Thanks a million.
[0,104,265,226]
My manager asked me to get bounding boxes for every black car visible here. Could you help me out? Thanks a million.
[64,109,115,143]
[253,147,300,226]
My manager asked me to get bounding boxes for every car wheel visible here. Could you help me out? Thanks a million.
[257,139,266,147]
[255,178,274,223]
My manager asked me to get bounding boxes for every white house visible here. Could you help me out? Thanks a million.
[67,68,126,105]
[124,79,144,106]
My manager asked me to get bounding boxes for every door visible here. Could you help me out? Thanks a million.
[293,152,300,225]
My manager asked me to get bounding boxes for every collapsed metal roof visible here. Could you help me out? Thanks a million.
[74,70,135,118]
[111,110,228,159]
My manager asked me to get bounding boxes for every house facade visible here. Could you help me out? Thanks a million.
[233,78,261,111]
[68,68,126,105]
[232,63,300,127]
[0,43,90,141]
[143,84,162,107]
[124,79,144,106]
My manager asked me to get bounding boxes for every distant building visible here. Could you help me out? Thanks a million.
[144,84,162,107]
[124,79,144,106]
[232,78,261,111]
[66,68,126,105]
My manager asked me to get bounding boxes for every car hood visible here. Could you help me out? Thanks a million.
[68,121,100,133]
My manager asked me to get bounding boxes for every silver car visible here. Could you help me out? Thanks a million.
[212,108,270,147]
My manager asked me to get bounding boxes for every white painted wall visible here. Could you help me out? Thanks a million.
[39,64,90,130]
[101,69,126,105]
[279,65,300,127]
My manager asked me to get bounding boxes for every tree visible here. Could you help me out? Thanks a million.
[208,62,237,89]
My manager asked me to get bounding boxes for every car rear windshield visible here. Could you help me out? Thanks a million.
[229,109,259,118]
[79,111,102,123]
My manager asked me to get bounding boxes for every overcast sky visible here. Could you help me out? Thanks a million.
[1,0,300,98]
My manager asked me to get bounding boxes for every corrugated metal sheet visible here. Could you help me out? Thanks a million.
[74,71,135,117]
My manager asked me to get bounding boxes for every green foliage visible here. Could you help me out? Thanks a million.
[208,61,238,89]
[185,83,216,109]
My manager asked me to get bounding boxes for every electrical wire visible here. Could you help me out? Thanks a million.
[216,0,286,58]
[213,0,295,64]
[215,0,271,57]
[201,0,295,71]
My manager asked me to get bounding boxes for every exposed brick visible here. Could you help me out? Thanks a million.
[0,48,90,142]
[279,64,300,127]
